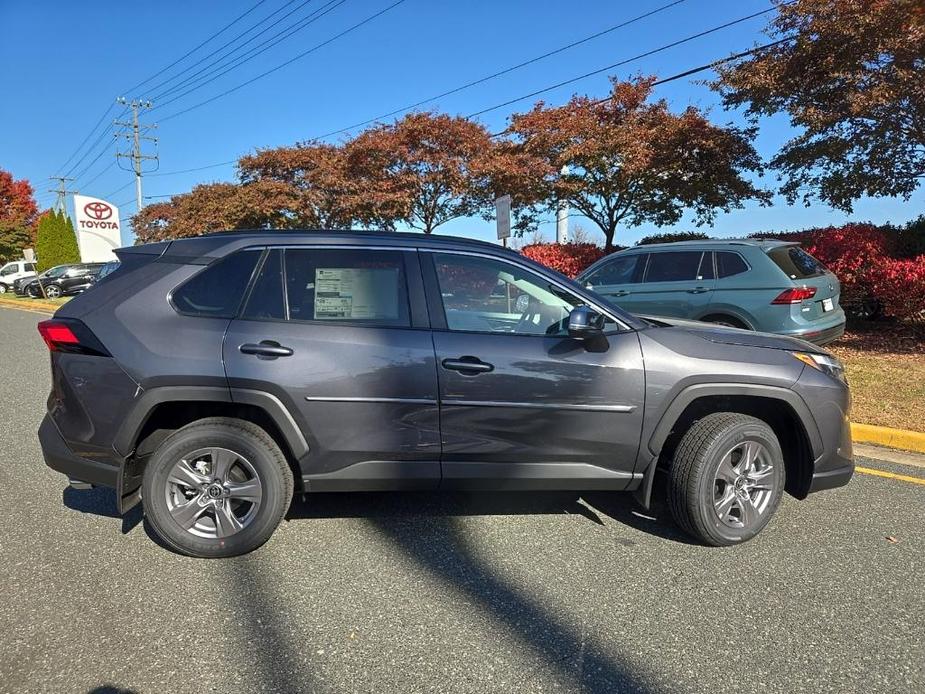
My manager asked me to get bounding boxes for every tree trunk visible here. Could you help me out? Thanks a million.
[603,224,617,252]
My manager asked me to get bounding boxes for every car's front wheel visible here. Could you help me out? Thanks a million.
[142,417,294,558]
[0,283,7,294]
[667,412,785,546]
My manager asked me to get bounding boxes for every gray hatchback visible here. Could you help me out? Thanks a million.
[578,239,846,345]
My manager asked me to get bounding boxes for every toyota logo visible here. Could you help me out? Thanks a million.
[84,201,113,220]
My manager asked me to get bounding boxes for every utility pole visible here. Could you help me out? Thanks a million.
[556,165,569,244]
[47,176,76,214]
[115,98,158,211]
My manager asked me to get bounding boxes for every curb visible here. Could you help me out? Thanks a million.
[852,423,925,455]
[0,297,56,315]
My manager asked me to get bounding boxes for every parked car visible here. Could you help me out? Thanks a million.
[25,262,104,298]
[38,231,853,558]
[96,260,121,280]
[0,259,37,293]
[577,239,846,345]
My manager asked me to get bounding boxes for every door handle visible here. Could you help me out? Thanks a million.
[442,357,494,374]
[686,287,710,294]
[239,341,293,358]
[610,290,631,297]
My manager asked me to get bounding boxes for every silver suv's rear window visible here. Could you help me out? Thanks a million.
[767,246,827,279]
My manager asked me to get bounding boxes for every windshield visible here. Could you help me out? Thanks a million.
[43,265,71,278]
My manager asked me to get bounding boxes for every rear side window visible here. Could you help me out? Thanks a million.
[25,263,35,272]
[644,251,708,282]
[768,246,827,279]
[250,248,411,326]
[716,251,749,278]
[584,254,643,286]
[172,250,260,318]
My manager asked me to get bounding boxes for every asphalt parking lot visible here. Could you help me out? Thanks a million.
[1,304,922,694]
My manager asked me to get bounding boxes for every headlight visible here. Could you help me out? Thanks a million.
[792,351,847,383]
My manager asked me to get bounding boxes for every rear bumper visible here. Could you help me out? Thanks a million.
[792,321,846,346]
[38,414,119,488]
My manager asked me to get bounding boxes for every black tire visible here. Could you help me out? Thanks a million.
[667,412,785,546]
[0,283,8,294]
[44,285,61,298]
[142,417,294,558]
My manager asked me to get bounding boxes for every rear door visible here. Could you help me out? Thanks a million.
[626,250,715,318]
[423,250,645,490]
[222,246,441,491]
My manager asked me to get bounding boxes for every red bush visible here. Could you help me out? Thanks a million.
[869,256,925,320]
[520,243,607,278]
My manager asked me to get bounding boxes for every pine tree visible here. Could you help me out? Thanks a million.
[35,210,80,272]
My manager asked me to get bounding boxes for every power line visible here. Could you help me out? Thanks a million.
[466,5,783,119]
[149,160,237,177]
[80,160,118,191]
[54,104,115,176]
[103,180,136,199]
[142,0,304,98]
[115,99,159,211]
[122,0,270,95]
[313,0,689,140]
[156,0,409,123]
[150,0,347,107]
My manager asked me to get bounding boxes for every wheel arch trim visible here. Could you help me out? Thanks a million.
[647,383,823,460]
[113,385,309,459]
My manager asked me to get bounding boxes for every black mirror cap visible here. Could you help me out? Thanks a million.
[568,305,605,338]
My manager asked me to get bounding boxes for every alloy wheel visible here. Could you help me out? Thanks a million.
[712,440,776,529]
[164,447,263,539]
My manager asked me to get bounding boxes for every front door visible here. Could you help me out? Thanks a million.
[423,251,645,490]
[223,247,441,491]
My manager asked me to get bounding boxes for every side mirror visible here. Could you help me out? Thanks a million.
[568,305,605,339]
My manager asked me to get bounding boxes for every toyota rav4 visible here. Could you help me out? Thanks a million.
[38,231,854,557]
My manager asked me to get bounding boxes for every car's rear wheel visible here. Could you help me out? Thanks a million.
[667,412,785,546]
[44,285,61,298]
[702,314,749,330]
[142,417,293,558]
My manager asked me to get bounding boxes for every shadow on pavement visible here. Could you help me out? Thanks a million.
[62,486,143,534]
[368,514,661,693]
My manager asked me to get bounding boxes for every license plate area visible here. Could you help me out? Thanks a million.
[822,298,834,312]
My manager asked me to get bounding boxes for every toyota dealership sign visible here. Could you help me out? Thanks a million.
[73,195,121,262]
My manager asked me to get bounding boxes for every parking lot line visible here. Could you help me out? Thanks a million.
[855,466,925,486]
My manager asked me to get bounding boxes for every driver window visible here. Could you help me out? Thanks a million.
[432,253,584,336]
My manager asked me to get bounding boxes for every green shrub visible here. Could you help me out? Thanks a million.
[35,210,79,272]
[636,231,712,245]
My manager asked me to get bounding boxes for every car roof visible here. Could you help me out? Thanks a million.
[614,238,797,252]
[125,229,513,261]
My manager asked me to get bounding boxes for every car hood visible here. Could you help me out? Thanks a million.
[636,315,831,355]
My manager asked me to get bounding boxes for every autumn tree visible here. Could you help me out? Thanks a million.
[35,209,79,271]
[239,143,369,228]
[0,168,39,262]
[133,182,286,242]
[347,112,523,234]
[509,78,769,250]
[714,0,925,211]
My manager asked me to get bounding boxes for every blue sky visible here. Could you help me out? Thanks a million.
[2,0,922,247]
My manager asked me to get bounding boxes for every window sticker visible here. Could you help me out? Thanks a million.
[314,267,400,320]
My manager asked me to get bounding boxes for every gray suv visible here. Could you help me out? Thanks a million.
[578,239,846,345]
[37,231,853,557]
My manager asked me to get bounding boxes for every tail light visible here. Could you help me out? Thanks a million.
[37,319,110,356]
[771,287,817,304]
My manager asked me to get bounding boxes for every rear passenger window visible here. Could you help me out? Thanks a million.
[644,251,707,282]
[172,250,260,318]
[716,252,749,278]
[282,248,410,326]
[243,250,286,320]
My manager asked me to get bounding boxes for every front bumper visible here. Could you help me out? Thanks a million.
[38,414,119,488]
[793,367,854,495]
